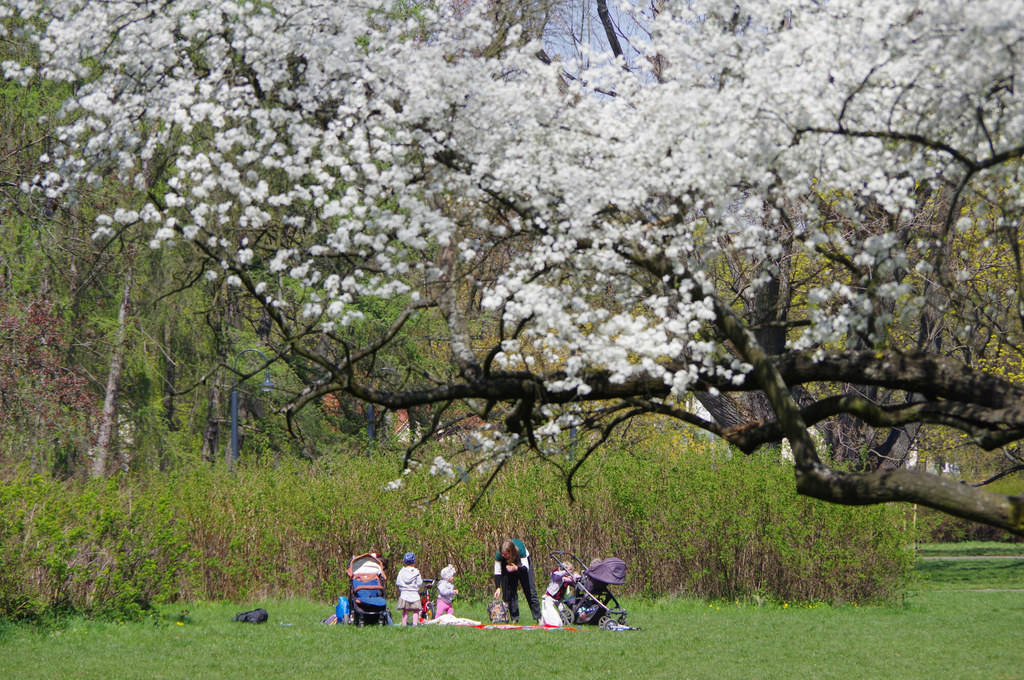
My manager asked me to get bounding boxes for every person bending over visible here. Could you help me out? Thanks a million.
[492,538,541,624]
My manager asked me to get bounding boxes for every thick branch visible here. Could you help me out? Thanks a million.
[710,303,1024,535]
[796,464,1024,535]
[772,351,1024,408]
[726,395,1024,453]
[596,0,624,59]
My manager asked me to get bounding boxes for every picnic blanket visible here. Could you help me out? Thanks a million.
[423,614,483,626]
[426,613,575,630]
[322,612,585,630]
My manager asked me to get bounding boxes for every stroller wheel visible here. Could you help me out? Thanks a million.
[559,605,575,627]
[598,615,614,629]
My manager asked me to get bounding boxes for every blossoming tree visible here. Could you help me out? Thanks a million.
[6,0,1024,532]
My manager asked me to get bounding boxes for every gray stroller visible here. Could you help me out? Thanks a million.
[550,551,629,628]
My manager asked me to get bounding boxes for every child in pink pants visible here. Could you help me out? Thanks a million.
[435,564,458,617]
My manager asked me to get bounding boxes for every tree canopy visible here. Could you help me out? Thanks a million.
[6,0,1024,532]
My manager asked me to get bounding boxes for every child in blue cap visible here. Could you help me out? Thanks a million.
[395,552,423,625]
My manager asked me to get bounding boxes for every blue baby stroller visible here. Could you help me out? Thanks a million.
[550,551,629,628]
[346,553,392,626]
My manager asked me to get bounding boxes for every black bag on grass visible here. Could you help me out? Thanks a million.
[233,608,269,624]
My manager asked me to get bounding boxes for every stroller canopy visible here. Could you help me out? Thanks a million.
[586,557,626,585]
[347,553,386,579]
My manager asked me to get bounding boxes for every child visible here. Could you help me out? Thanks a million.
[396,552,423,626]
[435,564,458,618]
[541,568,577,627]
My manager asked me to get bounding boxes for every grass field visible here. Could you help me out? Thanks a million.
[917,542,1024,557]
[2,545,1023,680]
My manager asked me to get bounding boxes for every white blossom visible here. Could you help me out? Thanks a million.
[11,0,1024,431]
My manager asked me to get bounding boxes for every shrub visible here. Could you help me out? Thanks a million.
[0,471,190,621]
[0,300,96,474]
[0,432,915,620]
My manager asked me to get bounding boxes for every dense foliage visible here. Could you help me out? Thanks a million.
[0,437,913,621]
[0,299,95,471]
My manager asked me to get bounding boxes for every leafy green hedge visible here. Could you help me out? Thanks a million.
[0,475,189,621]
[0,435,915,620]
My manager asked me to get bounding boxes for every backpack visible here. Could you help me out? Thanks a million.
[487,600,510,624]
[233,608,269,624]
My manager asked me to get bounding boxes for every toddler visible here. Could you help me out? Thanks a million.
[395,552,423,626]
[541,568,577,627]
[435,564,458,618]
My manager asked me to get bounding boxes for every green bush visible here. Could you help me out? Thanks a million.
[0,472,191,621]
[0,433,915,620]
[467,432,913,604]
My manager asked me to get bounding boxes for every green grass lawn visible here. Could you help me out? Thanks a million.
[918,541,1024,557]
[913,541,1024,592]
[914,557,1024,591]
[3,545,1023,680]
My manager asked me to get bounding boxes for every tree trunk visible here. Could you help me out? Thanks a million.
[162,320,178,431]
[201,387,219,464]
[92,273,132,477]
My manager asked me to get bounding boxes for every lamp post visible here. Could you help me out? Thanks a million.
[569,421,578,460]
[231,348,275,469]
